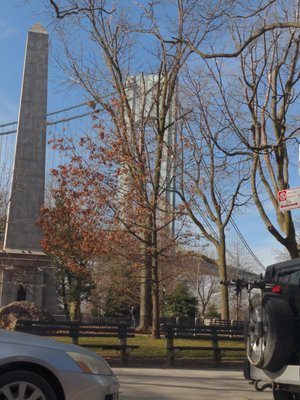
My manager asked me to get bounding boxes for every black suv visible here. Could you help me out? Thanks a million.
[245,258,300,399]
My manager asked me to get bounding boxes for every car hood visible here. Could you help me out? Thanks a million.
[0,329,92,355]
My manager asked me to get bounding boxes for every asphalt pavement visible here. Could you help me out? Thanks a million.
[113,367,272,400]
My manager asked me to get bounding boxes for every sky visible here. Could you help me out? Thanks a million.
[0,1,299,270]
[0,1,85,122]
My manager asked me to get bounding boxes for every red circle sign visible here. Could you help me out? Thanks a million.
[278,190,287,201]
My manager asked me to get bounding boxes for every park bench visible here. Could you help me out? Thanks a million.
[15,319,139,366]
[163,323,245,367]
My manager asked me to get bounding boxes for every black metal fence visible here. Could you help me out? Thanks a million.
[53,313,244,330]
[52,313,131,325]
[159,316,244,329]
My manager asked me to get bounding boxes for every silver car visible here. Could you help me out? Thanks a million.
[0,329,119,400]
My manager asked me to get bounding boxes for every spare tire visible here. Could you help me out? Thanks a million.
[273,391,300,400]
[245,294,295,372]
[273,391,293,400]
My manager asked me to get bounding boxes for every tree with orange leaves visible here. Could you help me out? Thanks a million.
[40,168,111,320]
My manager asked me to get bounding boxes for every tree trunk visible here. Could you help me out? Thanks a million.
[74,294,81,321]
[138,241,152,332]
[151,249,160,339]
[61,279,70,321]
[201,302,208,319]
[69,298,81,321]
[287,243,299,259]
[218,231,229,320]
[284,232,299,259]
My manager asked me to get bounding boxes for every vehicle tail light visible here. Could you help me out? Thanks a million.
[272,284,282,294]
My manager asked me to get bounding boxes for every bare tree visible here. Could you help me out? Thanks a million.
[196,274,219,318]
[175,68,250,319]
[169,0,300,260]
[201,18,300,258]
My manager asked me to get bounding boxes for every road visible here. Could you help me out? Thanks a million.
[113,368,272,400]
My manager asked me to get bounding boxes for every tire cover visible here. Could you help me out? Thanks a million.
[246,294,294,372]
[273,391,293,400]
[273,391,300,400]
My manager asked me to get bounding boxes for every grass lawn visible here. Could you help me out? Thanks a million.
[51,334,246,363]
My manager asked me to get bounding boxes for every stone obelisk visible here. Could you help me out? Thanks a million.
[0,24,56,312]
[5,23,48,250]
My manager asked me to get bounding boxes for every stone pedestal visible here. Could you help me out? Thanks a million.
[0,250,56,312]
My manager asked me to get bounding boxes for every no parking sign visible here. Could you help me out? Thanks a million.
[278,187,300,211]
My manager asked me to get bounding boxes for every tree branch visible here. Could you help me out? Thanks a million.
[49,0,116,19]
[174,22,300,59]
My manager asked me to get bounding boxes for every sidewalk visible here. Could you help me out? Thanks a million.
[113,368,272,400]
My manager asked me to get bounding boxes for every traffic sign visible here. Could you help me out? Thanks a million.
[278,187,300,212]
